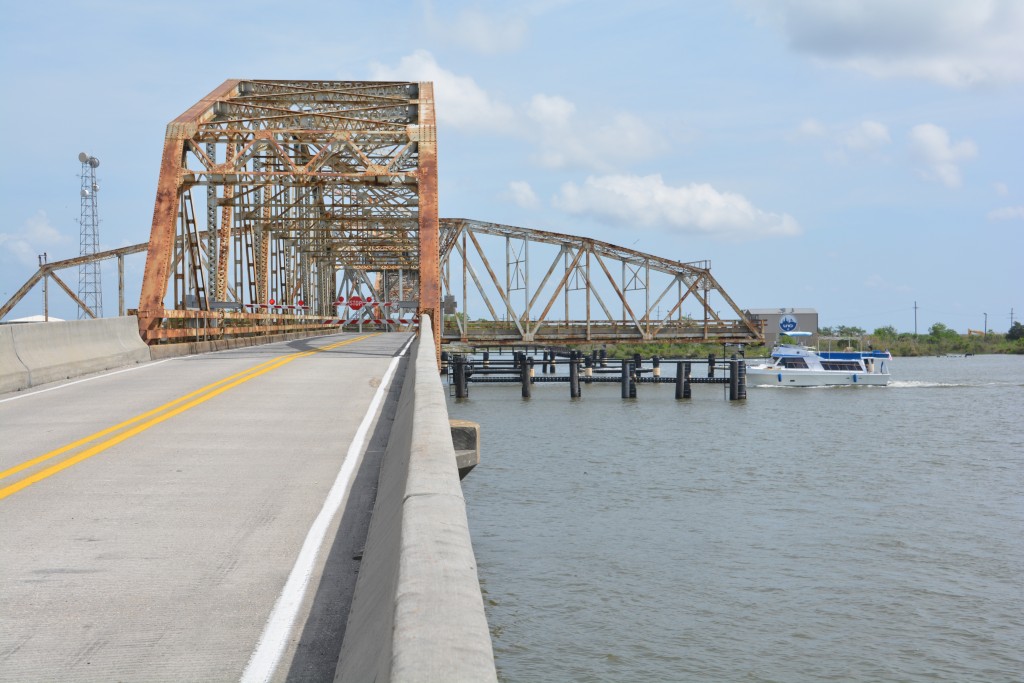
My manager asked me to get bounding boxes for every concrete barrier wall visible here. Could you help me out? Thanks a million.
[2,316,151,391]
[335,315,497,683]
[0,325,30,394]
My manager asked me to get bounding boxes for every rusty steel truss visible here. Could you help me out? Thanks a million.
[4,80,763,349]
[439,219,763,344]
[0,243,146,322]
[136,79,439,346]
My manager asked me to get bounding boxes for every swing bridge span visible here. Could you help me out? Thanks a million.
[1,79,763,348]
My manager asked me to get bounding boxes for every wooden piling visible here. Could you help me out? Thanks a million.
[737,356,747,400]
[454,355,468,398]
[569,351,581,398]
[729,356,739,401]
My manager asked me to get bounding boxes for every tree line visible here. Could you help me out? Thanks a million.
[819,321,1024,356]
[600,322,1024,359]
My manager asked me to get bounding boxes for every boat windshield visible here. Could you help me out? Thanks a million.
[820,360,862,371]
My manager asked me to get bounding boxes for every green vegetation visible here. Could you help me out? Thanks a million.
[591,322,1024,359]
[865,324,1024,356]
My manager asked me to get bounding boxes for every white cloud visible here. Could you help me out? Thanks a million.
[553,174,801,241]
[0,211,70,268]
[370,52,662,170]
[527,94,576,128]
[525,94,660,171]
[369,50,516,131]
[841,120,890,150]
[745,0,1024,86]
[424,4,529,55]
[994,182,1009,196]
[506,181,540,209]
[987,206,1024,221]
[908,123,977,188]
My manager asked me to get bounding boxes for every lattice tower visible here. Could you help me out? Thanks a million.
[77,153,103,318]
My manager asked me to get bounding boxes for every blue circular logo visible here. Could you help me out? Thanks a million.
[780,314,798,332]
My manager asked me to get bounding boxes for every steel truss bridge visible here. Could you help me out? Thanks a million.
[1,80,763,348]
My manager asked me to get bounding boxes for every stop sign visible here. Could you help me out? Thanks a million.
[347,295,365,310]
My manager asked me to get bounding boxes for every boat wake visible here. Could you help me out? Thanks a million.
[889,380,984,389]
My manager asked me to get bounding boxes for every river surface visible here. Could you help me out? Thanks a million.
[447,354,1024,682]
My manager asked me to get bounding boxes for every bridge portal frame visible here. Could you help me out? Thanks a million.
[136,79,439,349]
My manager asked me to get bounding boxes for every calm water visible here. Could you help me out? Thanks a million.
[447,355,1024,682]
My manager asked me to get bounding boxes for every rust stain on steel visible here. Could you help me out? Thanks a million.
[137,136,184,341]
[138,80,242,342]
[137,80,430,344]
[416,82,441,360]
[127,80,757,349]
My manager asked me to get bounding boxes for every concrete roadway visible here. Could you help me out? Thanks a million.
[0,332,412,682]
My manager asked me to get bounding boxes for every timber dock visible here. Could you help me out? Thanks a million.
[443,348,748,401]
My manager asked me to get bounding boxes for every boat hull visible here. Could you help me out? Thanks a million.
[746,366,890,387]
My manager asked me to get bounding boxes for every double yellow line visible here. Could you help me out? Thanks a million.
[0,334,376,502]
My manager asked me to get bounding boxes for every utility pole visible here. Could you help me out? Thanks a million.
[913,301,918,336]
[984,312,988,336]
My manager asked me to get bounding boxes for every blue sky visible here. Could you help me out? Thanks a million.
[1,0,1021,333]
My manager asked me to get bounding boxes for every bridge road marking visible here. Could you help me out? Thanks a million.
[0,358,176,405]
[0,334,377,501]
[240,333,415,683]
[0,353,292,482]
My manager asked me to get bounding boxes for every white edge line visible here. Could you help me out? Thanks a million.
[240,334,415,683]
[0,330,355,405]
[0,359,176,404]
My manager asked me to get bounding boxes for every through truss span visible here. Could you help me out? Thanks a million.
[439,219,763,345]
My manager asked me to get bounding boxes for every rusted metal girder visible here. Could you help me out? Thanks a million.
[438,219,764,345]
[137,80,437,344]
[0,242,149,321]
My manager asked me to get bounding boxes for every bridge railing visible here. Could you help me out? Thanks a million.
[133,309,346,343]
[336,314,497,682]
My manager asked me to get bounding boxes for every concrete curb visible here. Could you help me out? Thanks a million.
[335,315,497,683]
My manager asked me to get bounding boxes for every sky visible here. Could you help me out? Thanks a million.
[1,0,1021,333]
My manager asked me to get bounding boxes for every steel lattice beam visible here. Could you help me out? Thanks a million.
[137,79,438,345]
[439,219,764,345]
[5,81,760,350]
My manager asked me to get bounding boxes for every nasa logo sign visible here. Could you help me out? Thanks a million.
[779,314,798,332]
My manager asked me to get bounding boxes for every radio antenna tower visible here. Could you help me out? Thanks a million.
[77,152,102,318]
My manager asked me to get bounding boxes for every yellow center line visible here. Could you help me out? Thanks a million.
[0,352,287,482]
[0,334,376,501]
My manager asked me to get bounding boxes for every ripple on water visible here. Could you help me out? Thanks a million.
[454,355,1024,682]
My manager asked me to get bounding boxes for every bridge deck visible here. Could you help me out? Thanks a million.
[0,333,411,681]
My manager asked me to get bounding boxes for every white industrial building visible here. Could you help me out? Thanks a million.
[745,308,819,345]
